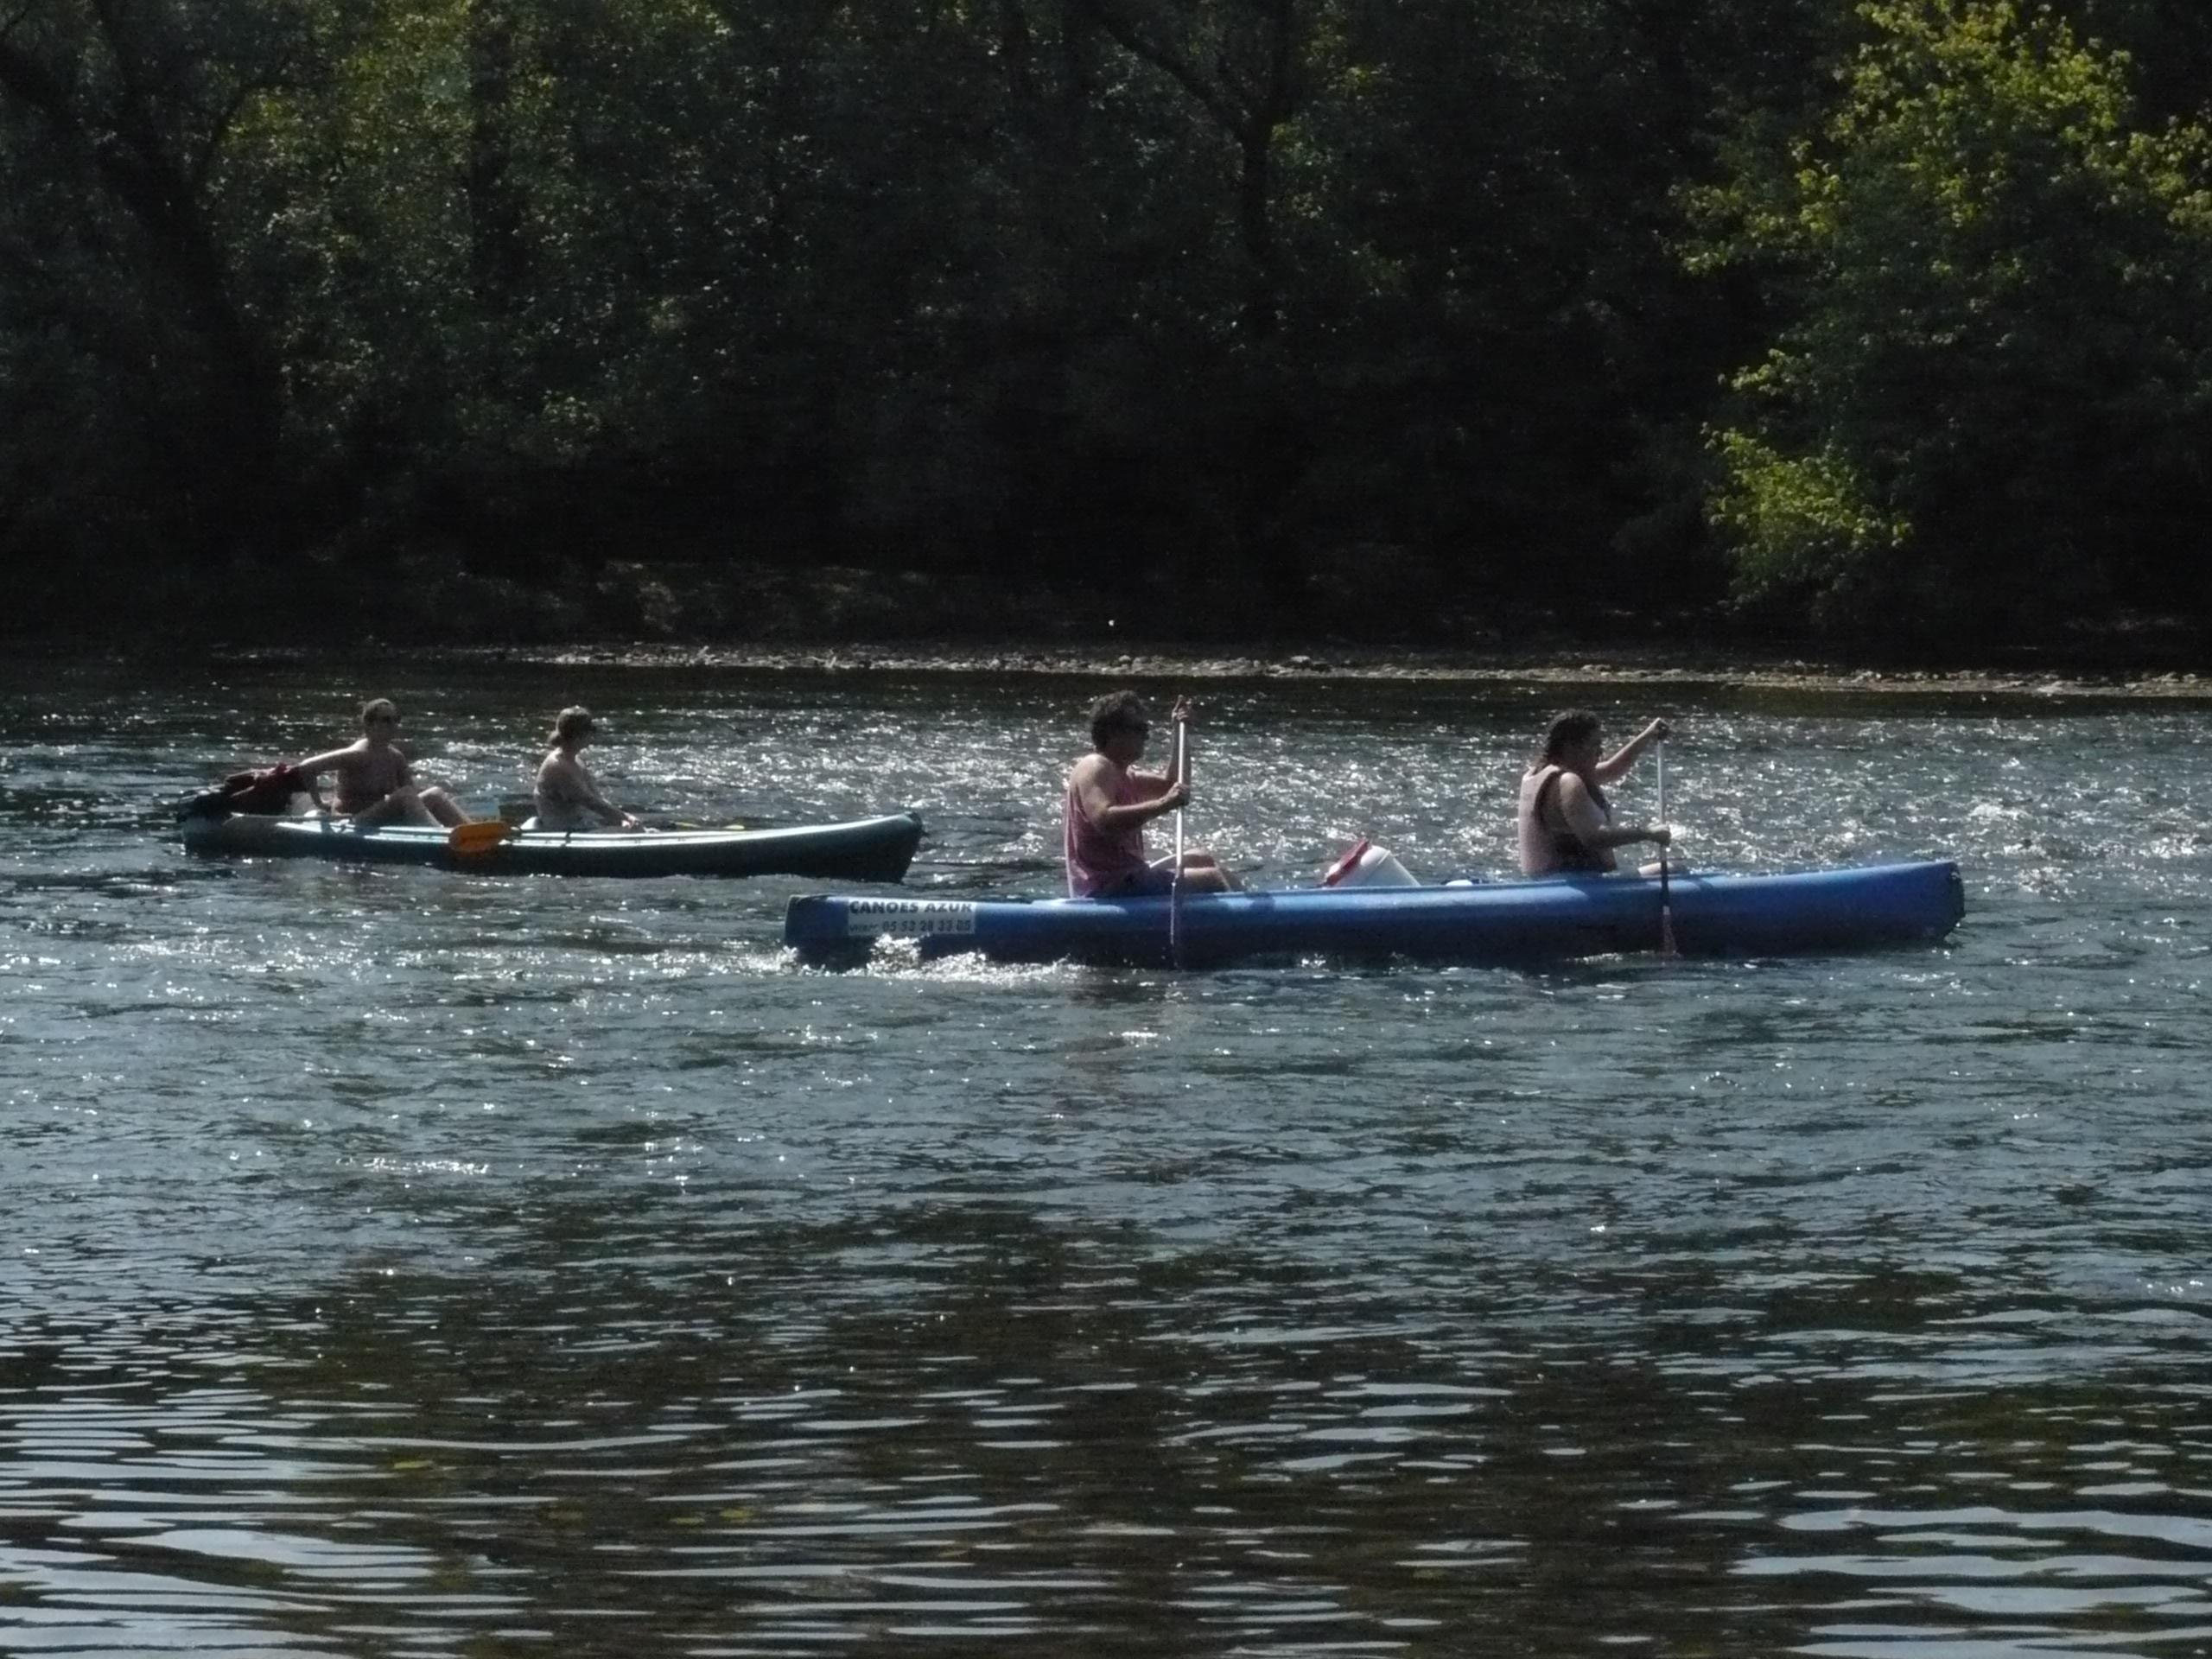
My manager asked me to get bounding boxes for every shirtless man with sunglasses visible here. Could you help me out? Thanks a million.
[295,698,469,828]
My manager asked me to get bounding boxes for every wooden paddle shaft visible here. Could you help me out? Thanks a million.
[1172,720,1187,868]
[1656,745,1678,955]
[1168,718,1188,967]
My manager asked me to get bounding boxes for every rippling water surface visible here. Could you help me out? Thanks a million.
[2,655,2209,1658]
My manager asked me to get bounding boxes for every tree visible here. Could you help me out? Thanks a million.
[1687,0,2212,635]
[0,0,336,570]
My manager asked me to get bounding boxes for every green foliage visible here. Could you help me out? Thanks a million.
[1688,0,2212,633]
[1707,432,1914,625]
[3,0,2209,642]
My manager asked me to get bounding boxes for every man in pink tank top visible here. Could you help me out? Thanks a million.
[1065,690,1238,898]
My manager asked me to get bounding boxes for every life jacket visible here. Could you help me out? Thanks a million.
[179,762,308,821]
[1518,765,1612,874]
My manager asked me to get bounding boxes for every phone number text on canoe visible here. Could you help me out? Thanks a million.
[841,899,979,938]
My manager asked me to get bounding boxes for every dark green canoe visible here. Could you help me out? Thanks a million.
[182,810,924,881]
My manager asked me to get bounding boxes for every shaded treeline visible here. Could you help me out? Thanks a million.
[2,0,2209,644]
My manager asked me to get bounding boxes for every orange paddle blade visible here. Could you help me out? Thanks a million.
[448,820,512,855]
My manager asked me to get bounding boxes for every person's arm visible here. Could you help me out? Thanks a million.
[1592,719,1670,785]
[1074,757,1185,831]
[1166,696,1194,788]
[1125,697,1198,796]
[304,747,418,814]
[541,755,634,827]
[580,776,635,827]
[290,747,353,811]
[1557,772,1670,853]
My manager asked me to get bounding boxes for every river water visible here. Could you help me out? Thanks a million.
[2,654,2208,1658]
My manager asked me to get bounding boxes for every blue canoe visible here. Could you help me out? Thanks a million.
[785,860,1964,968]
[183,810,925,881]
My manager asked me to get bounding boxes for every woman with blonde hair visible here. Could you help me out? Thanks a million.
[531,708,639,831]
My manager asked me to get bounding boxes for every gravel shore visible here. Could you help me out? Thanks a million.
[417,641,2212,699]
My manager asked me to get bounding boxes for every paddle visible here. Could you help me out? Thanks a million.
[448,819,512,856]
[1168,713,1188,969]
[1656,744,1678,957]
[499,794,755,833]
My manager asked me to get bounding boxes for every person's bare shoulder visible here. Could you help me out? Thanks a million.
[1070,752,1125,817]
[1554,772,1607,831]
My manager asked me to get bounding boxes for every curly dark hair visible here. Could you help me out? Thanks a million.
[1088,690,1151,751]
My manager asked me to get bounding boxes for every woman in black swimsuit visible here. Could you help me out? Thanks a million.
[1516,709,1674,875]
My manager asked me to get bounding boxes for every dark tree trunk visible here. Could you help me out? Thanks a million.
[0,19,288,563]
[467,0,526,308]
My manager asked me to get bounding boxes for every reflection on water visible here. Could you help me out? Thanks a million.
[0,658,2209,1656]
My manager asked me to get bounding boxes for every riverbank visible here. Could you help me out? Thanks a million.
[32,550,2209,696]
[175,639,2209,700]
